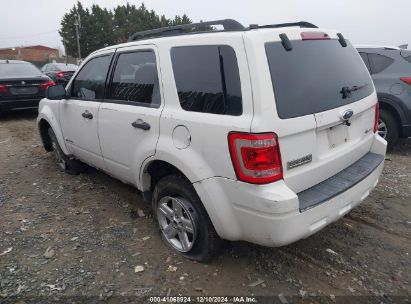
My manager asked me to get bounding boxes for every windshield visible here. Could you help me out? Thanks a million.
[265,39,374,119]
[0,62,42,77]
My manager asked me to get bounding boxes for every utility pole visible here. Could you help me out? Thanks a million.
[62,40,68,64]
[74,13,81,64]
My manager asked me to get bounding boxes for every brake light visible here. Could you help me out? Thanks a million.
[56,71,64,78]
[0,84,7,93]
[40,80,55,90]
[400,77,411,85]
[301,31,330,40]
[228,132,283,184]
[373,102,379,133]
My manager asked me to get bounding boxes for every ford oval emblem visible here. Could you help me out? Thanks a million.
[341,109,354,121]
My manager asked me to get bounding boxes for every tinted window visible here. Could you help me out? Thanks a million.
[401,50,411,64]
[71,55,111,100]
[108,51,160,106]
[359,52,371,71]
[171,45,242,115]
[0,62,41,77]
[265,40,373,119]
[368,53,394,74]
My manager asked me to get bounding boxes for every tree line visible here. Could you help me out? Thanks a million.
[59,2,192,58]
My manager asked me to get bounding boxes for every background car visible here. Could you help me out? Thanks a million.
[357,45,411,148]
[0,60,54,113]
[41,63,78,85]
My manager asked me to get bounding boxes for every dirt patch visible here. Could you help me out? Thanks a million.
[0,110,410,302]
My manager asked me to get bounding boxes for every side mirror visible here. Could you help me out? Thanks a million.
[46,84,67,100]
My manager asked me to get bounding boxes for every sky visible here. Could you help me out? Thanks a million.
[0,0,409,51]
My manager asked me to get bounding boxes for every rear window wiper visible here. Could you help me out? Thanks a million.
[340,83,369,99]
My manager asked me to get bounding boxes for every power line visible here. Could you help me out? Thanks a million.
[0,30,59,40]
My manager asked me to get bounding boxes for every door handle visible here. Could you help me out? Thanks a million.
[81,111,93,119]
[131,119,150,130]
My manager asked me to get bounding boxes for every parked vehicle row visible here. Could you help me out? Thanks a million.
[37,19,387,261]
[0,60,78,113]
[0,60,55,113]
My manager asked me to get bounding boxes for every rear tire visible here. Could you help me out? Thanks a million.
[152,174,224,262]
[48,128,85,175]
[378,109,399,149]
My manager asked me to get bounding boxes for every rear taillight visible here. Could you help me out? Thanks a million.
[301,31,330,40]
[56,71,64,78]
[0,84,7,93]
[400,77,411,85]
[228,132,283,184]
[40,80,55,91]
[373,102,379,133]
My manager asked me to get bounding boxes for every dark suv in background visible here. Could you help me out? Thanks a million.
[357,45,411,148]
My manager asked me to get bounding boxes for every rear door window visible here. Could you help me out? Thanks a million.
[171,45,242,116]
[368,53,394,74]
[71,55,111,100]
[108,50,160,107]
[265,40,373,119]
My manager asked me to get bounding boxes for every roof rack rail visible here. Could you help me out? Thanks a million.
[128,19,245,42]
[249,21,318,29]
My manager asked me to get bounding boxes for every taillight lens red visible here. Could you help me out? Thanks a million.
[228,132,283,184]
[373,102,379,133]
[400,77,411,85]
[40,80,55,91]
[0,84,7,93]
[56,72,64,78]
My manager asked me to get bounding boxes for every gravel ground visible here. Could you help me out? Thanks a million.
[0,110,410,303]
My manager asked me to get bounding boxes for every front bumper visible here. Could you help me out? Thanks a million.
[193,135,387,247]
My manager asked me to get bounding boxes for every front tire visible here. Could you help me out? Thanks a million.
[152,174,223,262]
[48,128,85,175]
[378,109,399,149]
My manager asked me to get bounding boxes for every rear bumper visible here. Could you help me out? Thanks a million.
[0,98,41,111]
[193,134,387,247]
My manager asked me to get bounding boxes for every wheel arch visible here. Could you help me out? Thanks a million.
[140,157,229,241]
[37,110,69,155]
[378,93,405,136]
[140,158,192,193]
[38,118,53,152]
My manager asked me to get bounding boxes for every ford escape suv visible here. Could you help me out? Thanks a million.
[357,45,411,148]
[37,19,387,261]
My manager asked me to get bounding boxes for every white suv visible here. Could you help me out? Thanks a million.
[37,19,387,261]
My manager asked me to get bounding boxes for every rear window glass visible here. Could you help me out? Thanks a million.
[265,40,373,119]
[368,53,394,74]
[171,45,242,116]
[0,62,41,77]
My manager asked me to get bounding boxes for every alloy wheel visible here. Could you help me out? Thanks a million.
[377,118,388,139]
[157,196,197,253]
